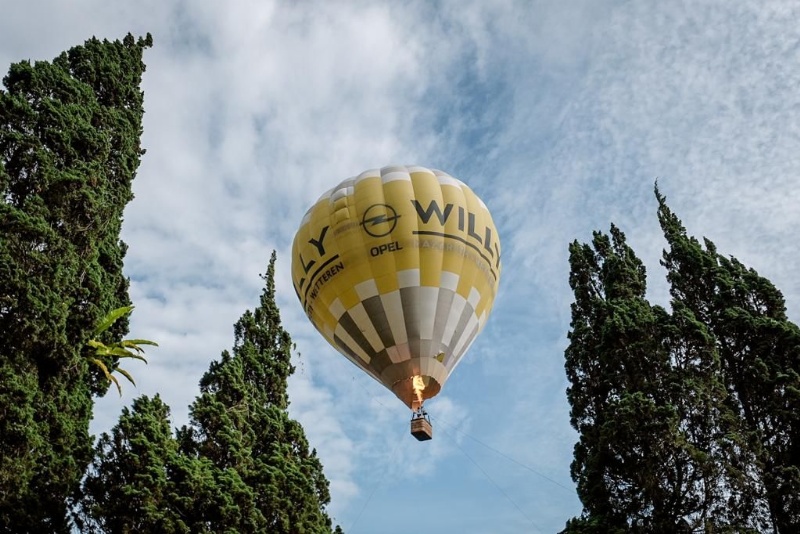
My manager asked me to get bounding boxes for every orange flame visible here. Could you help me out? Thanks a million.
[412,375,425,408]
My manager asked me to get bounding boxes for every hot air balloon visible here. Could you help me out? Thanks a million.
[291,165,501,440]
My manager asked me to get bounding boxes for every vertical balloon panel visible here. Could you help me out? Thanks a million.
[292,165,501,409]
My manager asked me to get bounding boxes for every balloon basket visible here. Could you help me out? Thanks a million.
[410,409,433,441]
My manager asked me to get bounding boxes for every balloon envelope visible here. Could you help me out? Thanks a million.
[291,165,501,409]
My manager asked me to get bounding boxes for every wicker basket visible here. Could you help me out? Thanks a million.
[410,417,433,441]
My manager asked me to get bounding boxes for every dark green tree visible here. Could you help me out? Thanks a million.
[659,193,800,532]
[0,34,151,532]
[78,253,341,533]
[177,252,335,533]
[563,191,799,533]
[77,395,188,534]
[563,225,719,532]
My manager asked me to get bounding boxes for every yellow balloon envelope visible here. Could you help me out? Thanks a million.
[291,165,501,409]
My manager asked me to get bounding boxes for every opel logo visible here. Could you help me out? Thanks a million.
[361,204,400,238]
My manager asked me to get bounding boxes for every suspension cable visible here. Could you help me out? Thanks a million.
[431,414,574,492]
[353,372,573,493]
[346,426,406,533]
[437,423,544,533]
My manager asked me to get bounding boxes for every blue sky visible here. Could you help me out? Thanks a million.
[3,1,800,532]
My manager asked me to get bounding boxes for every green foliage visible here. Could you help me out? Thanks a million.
[86,305,158,395]
[564,226,701,532]
[77,395,188,534]
[563,189,799,532]
[658,190,800,531]
[560,515,628,534]
[77,253,342,533]
[0,33,151,532]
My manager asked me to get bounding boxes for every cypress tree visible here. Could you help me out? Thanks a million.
[563,191,799,532]
[77,395,187,534]
[177,252,335,533]
[659,192,800,532]
[563,226,714,532]
[79,253,340,533]
[0,34,151,532]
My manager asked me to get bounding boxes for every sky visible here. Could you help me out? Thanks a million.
[2,1,800,532]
